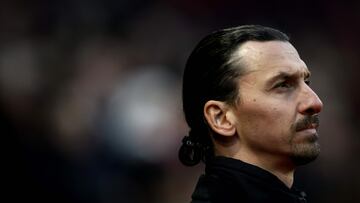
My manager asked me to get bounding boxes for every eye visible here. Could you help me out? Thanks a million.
[274,81,292,89]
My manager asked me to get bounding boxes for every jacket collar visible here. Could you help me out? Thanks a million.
[205,156,302,194]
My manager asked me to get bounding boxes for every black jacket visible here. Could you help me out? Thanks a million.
[191,156,307,203]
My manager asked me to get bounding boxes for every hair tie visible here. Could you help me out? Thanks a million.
[178,134,202,166]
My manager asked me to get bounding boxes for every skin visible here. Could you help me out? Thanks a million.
[204,41,323,188]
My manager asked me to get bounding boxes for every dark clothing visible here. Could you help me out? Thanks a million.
[191,156,307,203]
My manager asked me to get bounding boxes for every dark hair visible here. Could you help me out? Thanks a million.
[179,25,289,166]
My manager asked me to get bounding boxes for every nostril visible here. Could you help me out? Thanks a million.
[304,108,316,115]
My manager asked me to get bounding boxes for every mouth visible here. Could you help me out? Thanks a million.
[294,127,319,145]
[294,115,320,132]
[295,123,319,142]
[296,123,319,132]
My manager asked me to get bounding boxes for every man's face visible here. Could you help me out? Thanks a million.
[232,41,323,165]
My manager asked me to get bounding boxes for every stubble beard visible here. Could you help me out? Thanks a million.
[289,134,320,166]
[289,115,321,166]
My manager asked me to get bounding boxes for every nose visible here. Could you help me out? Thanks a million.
[298,84,323,115]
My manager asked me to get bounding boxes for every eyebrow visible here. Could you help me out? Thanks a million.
[265,70,311,87]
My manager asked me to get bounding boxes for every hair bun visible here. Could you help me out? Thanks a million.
[178,136,202,166]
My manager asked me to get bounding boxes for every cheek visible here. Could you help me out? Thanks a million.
[236,98,293,142]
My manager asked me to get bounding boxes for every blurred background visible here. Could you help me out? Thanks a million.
[2,0,359,202]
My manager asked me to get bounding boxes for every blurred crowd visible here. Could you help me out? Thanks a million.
[2,0,360,202]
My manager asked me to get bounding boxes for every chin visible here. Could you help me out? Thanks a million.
[290,142,320,166]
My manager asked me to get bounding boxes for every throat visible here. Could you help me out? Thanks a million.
[270,169,294,188]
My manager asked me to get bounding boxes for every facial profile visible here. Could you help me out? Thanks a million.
[216,40,323,166]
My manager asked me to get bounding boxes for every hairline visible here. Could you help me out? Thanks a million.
[224,39,290,106]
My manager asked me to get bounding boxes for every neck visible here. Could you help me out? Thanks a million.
[266,164,295,188]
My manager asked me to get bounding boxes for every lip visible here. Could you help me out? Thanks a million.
[295,128,319,142]
[297,128,317,134]
[296,123,319,132]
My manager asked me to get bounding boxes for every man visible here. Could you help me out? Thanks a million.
[179,25,323,203]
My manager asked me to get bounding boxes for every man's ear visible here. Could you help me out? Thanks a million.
[204,100,236,137]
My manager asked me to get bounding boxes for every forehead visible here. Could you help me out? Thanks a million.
[233,41,309,76]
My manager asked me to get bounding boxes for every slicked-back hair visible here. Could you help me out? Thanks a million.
[179,25,289,166]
